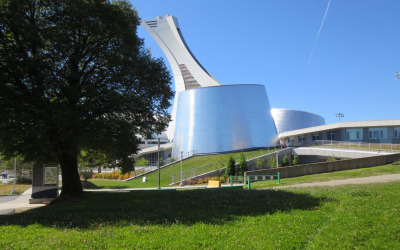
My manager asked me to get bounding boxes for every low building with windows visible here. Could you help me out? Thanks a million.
[279,119,400,146]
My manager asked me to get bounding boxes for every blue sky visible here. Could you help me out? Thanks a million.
[131,0,399,125]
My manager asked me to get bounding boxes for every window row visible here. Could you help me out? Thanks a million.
[345,127,400,140]
[292,127,400,142]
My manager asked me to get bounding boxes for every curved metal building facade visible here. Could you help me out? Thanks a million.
[172,85,278,157]
[271,108,325,134]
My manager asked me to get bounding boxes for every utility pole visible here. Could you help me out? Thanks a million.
[12,157,17,194]
[179,151,183,187]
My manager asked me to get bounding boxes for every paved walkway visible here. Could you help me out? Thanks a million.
[270,173,400,189]
[0,188,44,215]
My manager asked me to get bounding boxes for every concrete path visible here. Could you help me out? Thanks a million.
[271,173,400,189]
[0,188,44,215]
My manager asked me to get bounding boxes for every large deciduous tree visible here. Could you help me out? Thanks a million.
[0,0,173,196]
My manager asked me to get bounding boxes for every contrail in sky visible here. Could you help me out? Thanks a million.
[308,0,332,64]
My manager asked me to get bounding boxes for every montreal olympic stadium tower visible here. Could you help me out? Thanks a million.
[141,15,324,158]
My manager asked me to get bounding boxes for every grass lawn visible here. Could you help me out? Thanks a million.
[90,148,276,189]
[250,162,400,188]
[0,184,31,195]
[1,179,400,248]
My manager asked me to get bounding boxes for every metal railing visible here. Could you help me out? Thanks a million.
[313,140,400,152]
[170,148,282,184]
[230,174,280,189]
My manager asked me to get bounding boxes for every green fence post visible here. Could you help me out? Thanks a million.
[230,175,233,187]
[277,172,280,184]
[248,179,251,190]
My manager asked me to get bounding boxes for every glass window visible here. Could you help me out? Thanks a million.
[394,127,400,138]
[346,128,363,140]
[368,127,387,139]
[312,133,319,141]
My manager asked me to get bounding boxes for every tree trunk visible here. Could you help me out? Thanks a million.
[59,153,83,196]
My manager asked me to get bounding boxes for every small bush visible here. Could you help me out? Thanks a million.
[267,157,280,168]
[91,171,132,180]
[327,155,336,162]
[16,177,32,184]
[238,153,248,175]
[79,169,94,182]
[255,158,266,169]
[282,155,289,167]
[293,155,300,165]
[186,179,197,185]
[225,157,236,177]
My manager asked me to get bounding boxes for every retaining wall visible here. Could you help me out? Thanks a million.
[245,153,400,178]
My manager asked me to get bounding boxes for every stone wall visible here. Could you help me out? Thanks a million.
[245,153,400,179]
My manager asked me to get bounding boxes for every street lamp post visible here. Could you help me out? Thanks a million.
[12,157,17,195]
[335,113,344,122]
[179,151,183,187]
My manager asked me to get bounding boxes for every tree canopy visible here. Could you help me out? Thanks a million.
[0,0,174,195]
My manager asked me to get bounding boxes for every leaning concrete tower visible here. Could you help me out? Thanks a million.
[141,15,221,141]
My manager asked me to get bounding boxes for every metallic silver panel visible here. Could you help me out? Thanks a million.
[172,85,278,157]
[271,108,325,134]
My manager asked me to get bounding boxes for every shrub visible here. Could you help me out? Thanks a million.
[238,153,248,175]
[135,158,148,167]
[267,157,278,168]
[16,177,32,184]
[186,179,197,185]
[225,157,236,178]
[282,155,289,167]
[197,178,205,184]
[327,155,336,162]
[293,155,300,165]
[255,158,266,169]
[79,169,93,182]
[211,176,220,181]
[159,157,164,166]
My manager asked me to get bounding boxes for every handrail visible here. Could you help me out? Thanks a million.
[230,173,280,189]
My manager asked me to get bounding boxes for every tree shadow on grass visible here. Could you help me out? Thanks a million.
[0,188,328,229]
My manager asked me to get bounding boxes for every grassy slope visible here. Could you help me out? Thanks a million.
[90,148,274,189]
[1,180,400,248]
